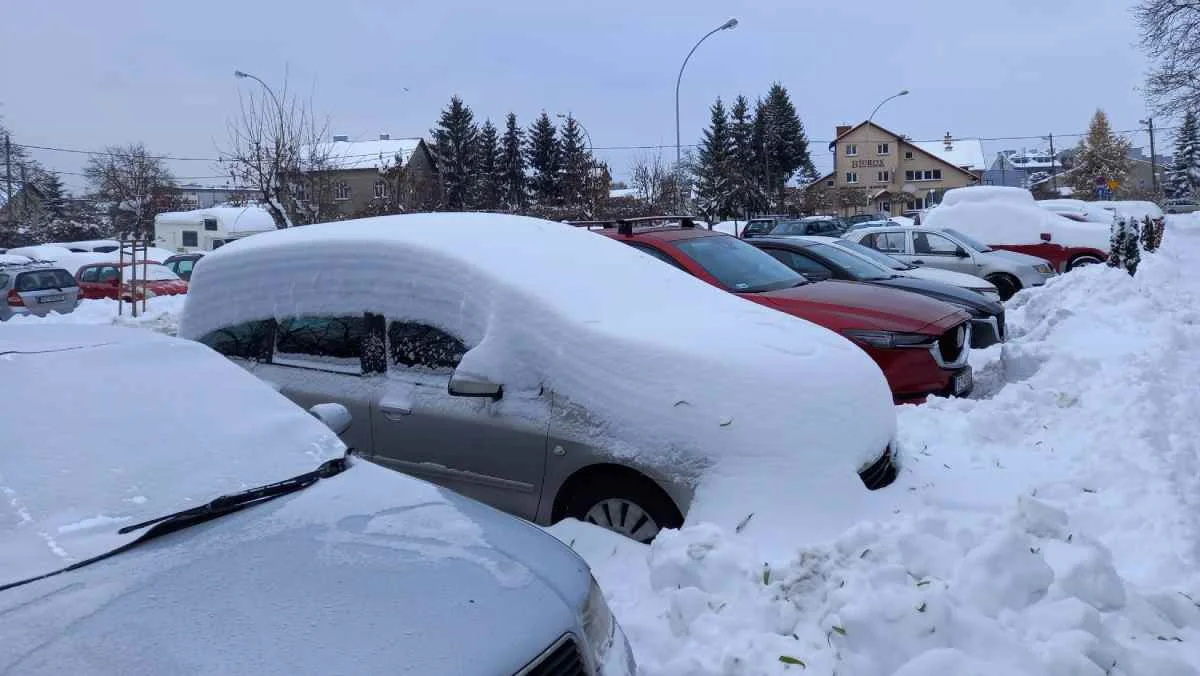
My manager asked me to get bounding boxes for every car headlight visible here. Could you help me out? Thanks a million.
[1033,263,1054,275]
[841,330,935,349]
[582,577,616,668]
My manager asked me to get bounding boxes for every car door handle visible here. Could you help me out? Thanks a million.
[380,405,411,420]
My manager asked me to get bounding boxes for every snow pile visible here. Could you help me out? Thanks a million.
[926,186,1111,251]
[553,221,1200,675]
[178,213,897,554]
[6,296,187,335]
[1094,201,1164,222]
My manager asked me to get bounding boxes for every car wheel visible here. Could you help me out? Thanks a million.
[986,273,1021,301]
[1067,254,1104,271]
[560,475,683,543]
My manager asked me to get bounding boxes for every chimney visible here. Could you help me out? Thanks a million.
[835,125,852,138]
[333,134,350,142]
[379,133,390,140]
[943,132,953,151]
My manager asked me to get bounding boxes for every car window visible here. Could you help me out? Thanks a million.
[176,259,195,276]
[625,242,689,271]
[79,266,100,282]
[869,231,907,253]
[940,228,992,253]
[913,232,960,255]
[742,220,774,236]
[772,221,807,235]
[760,248,831,276]
[199,320,273,361]
[275,315,368,375]
[15,269,77,291]
[674,236,804,293]
[98,266,119,282]
[833,239,910,271]
[387,321,468,372]
[805,243,893,280]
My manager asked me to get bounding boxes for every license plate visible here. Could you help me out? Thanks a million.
[953,368,973,395]
[38,294,66,304]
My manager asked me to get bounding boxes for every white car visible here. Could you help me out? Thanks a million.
[815,236,1002,302]
[178,213,898,553]
[1,324,635,676]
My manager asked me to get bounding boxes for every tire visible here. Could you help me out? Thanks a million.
[559,473,683,543]
[986,273,1022,301]
[1067,254,1104,271]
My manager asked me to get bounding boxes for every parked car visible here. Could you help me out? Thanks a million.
[1,323,635,676]
[46,238,121,253]
[923,186,1109,273]
[163,252,204,281]
[842,213,891,227]
[750,236,1006,348]
[75,261,188,300]
[844,224,1056,300]
[822,237,1002,301]
[758,216,848,238]
[0,261,80,321]
[589,217,974,403]
[1163,198,1200,214]
[180,213,901,546]
[740,214,792,238]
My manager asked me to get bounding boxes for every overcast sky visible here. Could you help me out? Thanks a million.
[1,0,1154,191]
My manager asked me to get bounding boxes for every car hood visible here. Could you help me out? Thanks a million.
[870,277,1002,316]
[901,266,997,291]
[0,461,590,676]
[985,248,1051,267]
[750,279,969,334]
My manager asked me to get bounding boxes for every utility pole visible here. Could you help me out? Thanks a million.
[1141,116,1159,196]
[4,135,12,225]
[1048,133,1057,192]
[18,164,26,223]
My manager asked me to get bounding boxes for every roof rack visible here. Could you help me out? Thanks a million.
[564,215,701,236]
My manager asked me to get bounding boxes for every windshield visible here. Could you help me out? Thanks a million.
[772,220,809,235]
[123,264,180,282]
[834,239,911,271]
[806,243,893,280]
[940,228,992,253]
[15,269,77,291]
[675,236,804,293]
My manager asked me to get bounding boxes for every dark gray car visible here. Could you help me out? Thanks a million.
[0,262,81,320]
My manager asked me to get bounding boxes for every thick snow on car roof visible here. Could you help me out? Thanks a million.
[926,186,1111,250]
[179,213,897,555]
[0,324,345,585]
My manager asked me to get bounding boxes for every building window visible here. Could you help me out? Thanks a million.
[932,169,942,180]
[203,217,218,231]
[335,183,351,201]
[877,143,890,155]
[825,179,834,187]
[845,172,858,184]
[373,180,388,199]
[904,169,945,182]
[845,144,858,157]
[904,151,913,160]
[877,171,890,183]
[182,231,198,247]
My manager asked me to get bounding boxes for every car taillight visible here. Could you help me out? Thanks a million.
[6,288,24,307]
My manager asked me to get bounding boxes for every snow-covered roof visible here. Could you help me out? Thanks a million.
[313,137,423,172]
[178,213,897,555]
[912,138,987,171]
[609,187,639,199]
[154,206,277,234]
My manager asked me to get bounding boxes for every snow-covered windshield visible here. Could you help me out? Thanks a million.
[805,243,893,280]
[124,264,180,282]
[940,228,992,252]
[674,236,804,293]
[834,239,911,271]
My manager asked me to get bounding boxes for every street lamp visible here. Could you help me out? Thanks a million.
[675,18,738,170]
[863,89,908,215]
[234,69,288,224]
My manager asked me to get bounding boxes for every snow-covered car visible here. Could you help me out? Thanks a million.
[922,186,1110,273]
[0,324,635,676]
[178,213,899,552]
[1036,198,1114,224]
[824,237,1002,301]
[1092,200,1164,222]
[1163,198,1200,214]
[844,224,1056,300]
[46,238,121,253]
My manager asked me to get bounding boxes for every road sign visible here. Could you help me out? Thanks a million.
[1107,179,1120,191]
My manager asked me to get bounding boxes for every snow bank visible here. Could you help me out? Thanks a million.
[927,186,1110,251]
[6,245,74,261]
[1094,200,1164,221]
[6,295,187,335]
[552,219,1200,674]
[178,213,898,555]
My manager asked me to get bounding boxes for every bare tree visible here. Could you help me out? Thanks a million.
[220,76,336,227]
[1136,1,1200,114]
[83,143,176,238]
[630,153,687,213]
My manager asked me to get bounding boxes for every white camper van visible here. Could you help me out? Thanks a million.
[153,206,276,253]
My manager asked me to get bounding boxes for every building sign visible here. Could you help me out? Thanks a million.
[850,159,888,169]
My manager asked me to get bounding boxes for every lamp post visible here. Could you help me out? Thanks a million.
[675,18,738,211]
[234,69,289,225]
[862,89,908,215]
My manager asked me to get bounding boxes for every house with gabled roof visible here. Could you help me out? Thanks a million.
[807,121,983,216]
[303,134,438,217]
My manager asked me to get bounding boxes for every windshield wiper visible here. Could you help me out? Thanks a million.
[0,455,348,594]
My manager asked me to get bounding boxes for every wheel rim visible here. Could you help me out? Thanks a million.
[584,499,661,541]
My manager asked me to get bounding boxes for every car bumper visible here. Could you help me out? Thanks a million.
[867,339,971,404]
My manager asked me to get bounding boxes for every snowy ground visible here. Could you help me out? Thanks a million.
[10,217,1200,674]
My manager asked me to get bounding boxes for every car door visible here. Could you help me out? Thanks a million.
[863,230,912,260]
[910,230,978,274]
[368,318,551,521]
[758,246,837,281]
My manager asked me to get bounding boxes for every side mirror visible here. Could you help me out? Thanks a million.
[1040,232,1052,242]
[955,247,969,258]
[448,371,503,400]
[309,403,352,436]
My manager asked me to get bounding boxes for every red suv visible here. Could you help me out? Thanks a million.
[587,219,974,403]
[76,262,188,301]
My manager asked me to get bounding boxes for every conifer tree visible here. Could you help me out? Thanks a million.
[694,97,735,221]
[474,119,502,210]
[751,83,816,209]
[1069,110,1131,199]
[1123,217,1141,274]
[499,113,527,211]
[525,113,561,205]
[559,115,591,209]
[1168,110,1200,199]
[728,95,765,215]
[1109,216,1128,270]
[429,96,480,210]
